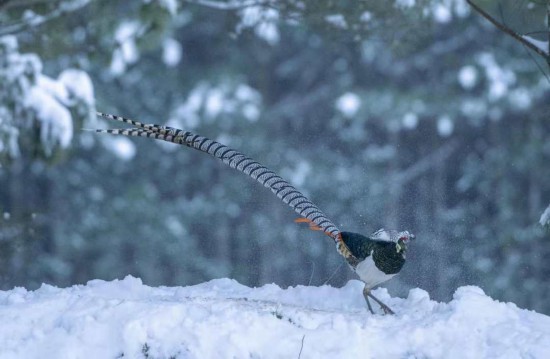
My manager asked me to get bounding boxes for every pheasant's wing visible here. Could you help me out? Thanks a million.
[94,112,359,267]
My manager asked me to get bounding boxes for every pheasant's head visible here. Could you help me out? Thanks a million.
[395,230,415,253]
[369,228,415,254]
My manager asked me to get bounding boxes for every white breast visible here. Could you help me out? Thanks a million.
[355,253,396,289]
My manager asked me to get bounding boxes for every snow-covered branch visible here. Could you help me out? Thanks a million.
[0,36,95,158]
[184,0,273,10]
[467,0,549,64]
[183,0,283,45]
[0,0,92,36]
[540,204,550,229]
[0,0,54,10]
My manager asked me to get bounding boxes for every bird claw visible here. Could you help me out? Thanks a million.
[379,303,395,315]
[364,286,395,315]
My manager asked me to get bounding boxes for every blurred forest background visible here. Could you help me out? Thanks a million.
[1,0,549,314]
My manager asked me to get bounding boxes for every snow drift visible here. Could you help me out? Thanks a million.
[0,276,548,358]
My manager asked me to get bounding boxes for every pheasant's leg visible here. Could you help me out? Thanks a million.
[367,292,395,315]
[362,286,375,314]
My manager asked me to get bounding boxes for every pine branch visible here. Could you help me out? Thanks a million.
[183,0,273,10]
[298,335,305,359]
[0,0,92,36]
[0,0,59,11]
[466,0,549,63]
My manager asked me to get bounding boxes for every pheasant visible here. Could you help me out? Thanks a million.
[92,111,415,314]
[340,229,413,314]
[295,219,413,314]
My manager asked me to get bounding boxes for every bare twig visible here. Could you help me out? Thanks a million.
[323,262,344,285]
[495,0,549,81]
[524,31,549,37]
[466,0,549,62]
[522,41,550,83]
[298,335,305,359]
[307,260,315,286]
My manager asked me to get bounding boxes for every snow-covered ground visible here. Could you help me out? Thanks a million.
[1,277,549,359]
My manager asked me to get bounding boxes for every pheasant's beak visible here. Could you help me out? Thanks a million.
[399,232,415,244]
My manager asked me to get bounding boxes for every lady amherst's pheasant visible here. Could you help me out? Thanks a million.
[93,112,415,314]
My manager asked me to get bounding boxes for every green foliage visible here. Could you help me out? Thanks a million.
[0,36,92,162]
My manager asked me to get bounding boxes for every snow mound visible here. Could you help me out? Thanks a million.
[0,276,548,358]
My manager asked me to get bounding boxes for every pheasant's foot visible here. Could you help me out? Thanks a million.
[362,286,376,314]
[368,292,395,315]
[363,286,395,315]
[362,286,375,314]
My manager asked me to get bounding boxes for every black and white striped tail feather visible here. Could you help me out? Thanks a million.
[96,127,340,233]
[96,112,164,132]
[95,112,359,266]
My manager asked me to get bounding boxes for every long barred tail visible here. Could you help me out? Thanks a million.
[94,111,359,267]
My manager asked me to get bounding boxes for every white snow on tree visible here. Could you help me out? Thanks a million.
[237,6,280,45]
[110,21,141,76]
[540,204,550,230]
[0,0,92,37]
[168,81,262,130]
[0,35,95,159]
